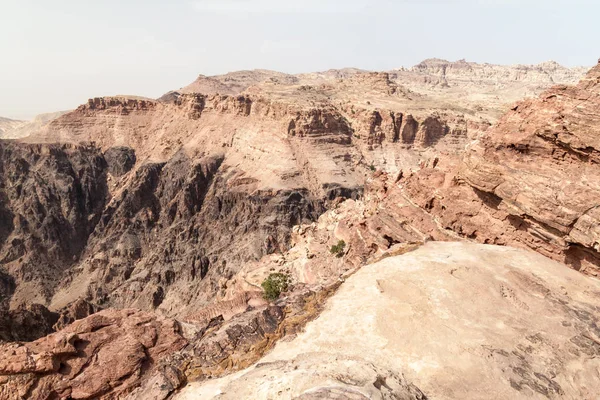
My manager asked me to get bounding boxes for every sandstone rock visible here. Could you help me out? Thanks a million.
[53,299,99,331]
[179,354,426,400]
[176,242,600,399]
[0,308,187,400]
[0,59,596,399]
[399,63,600,274]
[1,115,360,323]
[0,141,108,310]
[409,58,585,86]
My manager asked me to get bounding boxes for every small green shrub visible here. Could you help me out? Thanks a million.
[261,273,290,301]
[330,240,346,258]
[369,163,376,172]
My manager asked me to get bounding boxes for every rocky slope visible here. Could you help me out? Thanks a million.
[1,60,595,323]
[391,59,588,120]
[171,59,586,126]
[400,61,600,275]
[0,59,597,399]
[0,309,187,400]
[176,242,600,400]
[11,68,481,323]
[405,58,586,87]
[2,91,367,336]
[0,142,108,313]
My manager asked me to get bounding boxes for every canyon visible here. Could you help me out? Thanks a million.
[0,59,599,399]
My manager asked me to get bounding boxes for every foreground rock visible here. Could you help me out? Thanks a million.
[0,309,187,399]
[176,242,600,399]
[0,283,344,399]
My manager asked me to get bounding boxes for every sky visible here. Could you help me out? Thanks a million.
[0,0,598,120]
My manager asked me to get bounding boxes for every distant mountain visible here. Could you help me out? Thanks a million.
[0,116,26,138]
[402,58,586,85]
[0,111,69,139]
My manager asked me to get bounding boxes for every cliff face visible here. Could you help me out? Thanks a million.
[0,141,348,331]
[2,89,369,337]
[400,63,600,275]
[5,61,596,328]
[461,63,600,271]
[390,59,588,122]
[0,142,108,305]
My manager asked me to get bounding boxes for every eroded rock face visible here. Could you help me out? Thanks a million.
[0,308,187,400]
[104,146,136,177]
[1,60,596,398]
[176,242,600,400]
[408,58,585,86]
[0,136,357,332]
[400,63,600,274]
[64,152,339,316]
[0,303,58,342]
[0,142,109,312]
[179,354,427,400]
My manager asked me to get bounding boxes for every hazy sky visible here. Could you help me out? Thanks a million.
[1,0,598,119]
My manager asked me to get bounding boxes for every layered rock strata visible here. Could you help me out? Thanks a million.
[400,62,600,275]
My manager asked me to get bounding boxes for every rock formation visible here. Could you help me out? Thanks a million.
[407,58,586,86]
[400,62,600,275]
[0,309,187,399]
[0,142,108,317]
[0,59,598,399]
[176,242,600,399]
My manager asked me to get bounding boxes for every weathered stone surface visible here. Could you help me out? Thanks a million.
[0,59,596,399]
[179,354,426,400]
[399,62,600,274]
[0,126,359,325]
[0,303,58,342]
[176,242,600,399]
[0,141,108,312]
[0,308,187,400]
[53,299,100,331]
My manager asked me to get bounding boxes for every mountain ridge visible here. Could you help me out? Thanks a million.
[1,59,599,400]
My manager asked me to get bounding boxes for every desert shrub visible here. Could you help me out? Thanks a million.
[330,240,346,258]
[369,163,376,172]
[261,273,290,301]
